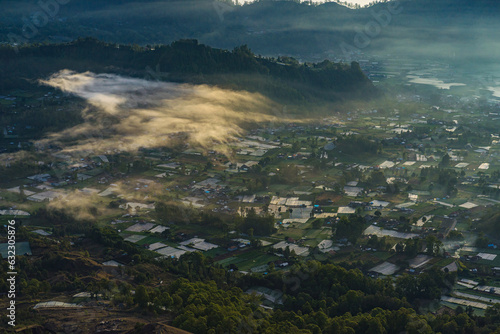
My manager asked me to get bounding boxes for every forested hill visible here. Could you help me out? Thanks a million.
[0,38,377,103]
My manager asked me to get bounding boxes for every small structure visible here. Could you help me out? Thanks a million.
[180,238,219,251]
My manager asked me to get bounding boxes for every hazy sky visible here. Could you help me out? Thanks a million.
[239,0,376,6]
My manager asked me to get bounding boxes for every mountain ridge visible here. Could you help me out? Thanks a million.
[2,0,500,63]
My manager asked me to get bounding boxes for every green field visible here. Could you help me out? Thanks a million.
[216,248,280,272]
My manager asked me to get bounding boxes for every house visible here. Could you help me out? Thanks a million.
[274,260,289,268]
[180,238,219,251]
[232,238,251,248]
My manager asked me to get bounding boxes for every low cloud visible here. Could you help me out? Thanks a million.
[39,70,283,156]
[47,190,102,221]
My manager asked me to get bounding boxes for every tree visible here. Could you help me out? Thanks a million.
[312,219,323,229]
[19,185,26,202]
[425,235,442,256]
[135,285,149,308]
[241,208,275,236]
[336,215,365,244]
[439,153,451,168]
[404,238,421,257]
[369,170,387,186]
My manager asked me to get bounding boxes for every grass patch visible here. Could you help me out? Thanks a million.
[216,248,279,271]
[434,258,456,267]
[135,235,164,246]
[204,247,227,258]
[371,251,393,261]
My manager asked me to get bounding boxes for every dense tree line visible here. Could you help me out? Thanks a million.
[4,209,500,332]
[335,215,366,243]
[240,207,275,236]
[477,207,500,239]
[336,135,381,156]
[119,257,500,334]
[419,166,458,196]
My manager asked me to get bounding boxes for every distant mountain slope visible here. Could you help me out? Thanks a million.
[1,0,499,64]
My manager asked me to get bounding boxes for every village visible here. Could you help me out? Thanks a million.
[1,49,500,317]
[2,81,500,314]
